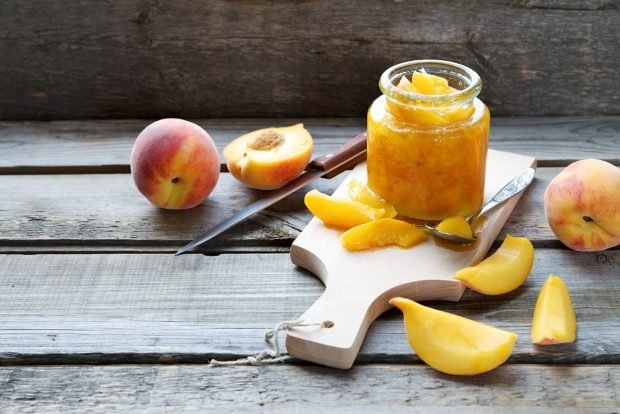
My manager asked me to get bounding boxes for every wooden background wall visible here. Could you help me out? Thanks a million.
[0,0,618,120]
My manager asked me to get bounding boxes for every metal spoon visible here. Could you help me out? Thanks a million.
[424,168,536,244]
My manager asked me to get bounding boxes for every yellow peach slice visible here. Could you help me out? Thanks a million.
[531,275,577,345]
[410,71,454,95]
[453,235,534,295]
[435,216,473,240]
[393,72,473,124]
[396,75,416,93]
[390,298,517,375]
[347,179,397,219]
[385,99,449,125]
[224,123,313,190]
[442,104,476,123]
[341,218,427,251]
[304,189,385,229]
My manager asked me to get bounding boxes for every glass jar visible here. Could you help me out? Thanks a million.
[367,60,490,221]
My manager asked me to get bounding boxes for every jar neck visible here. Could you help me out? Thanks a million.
[380,60,482,109]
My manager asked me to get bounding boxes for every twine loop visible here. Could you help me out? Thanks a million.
[209,319,327,367]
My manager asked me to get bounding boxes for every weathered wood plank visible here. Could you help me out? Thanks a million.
[0,118,363,173]
[0,365,618,413]
[0,250,617,364]
[1,1,619,119]
[0,172,343,250]
[2,117,620,173]
[0,167,566,250]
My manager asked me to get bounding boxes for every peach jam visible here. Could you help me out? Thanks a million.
[367,60,490,220]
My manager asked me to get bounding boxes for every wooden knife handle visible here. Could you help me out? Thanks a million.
[308,132,367,178]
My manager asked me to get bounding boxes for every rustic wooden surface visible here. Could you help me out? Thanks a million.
[1,1,619,119]
[0,117,619,411]
[0,250,617,365]
[3,117,620,174]
[0,168,582,252]
[1,365,618,413]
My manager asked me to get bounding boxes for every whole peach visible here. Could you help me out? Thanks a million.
[130,119,220,209]
[544,159,620,251]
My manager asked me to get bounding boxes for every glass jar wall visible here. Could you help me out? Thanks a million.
[367,60,490,221]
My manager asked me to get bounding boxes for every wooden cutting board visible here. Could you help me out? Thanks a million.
[286,149,536,369]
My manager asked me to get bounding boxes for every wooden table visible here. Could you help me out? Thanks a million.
[0,117,619,412]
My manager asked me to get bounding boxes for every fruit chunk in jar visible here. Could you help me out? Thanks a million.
[367,71,490,220]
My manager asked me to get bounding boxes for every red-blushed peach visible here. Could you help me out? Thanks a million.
[223,124,313,190]
[130,118,220,209]
[544,159,620,251]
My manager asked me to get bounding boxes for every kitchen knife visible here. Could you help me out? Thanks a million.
[175,132,368,255]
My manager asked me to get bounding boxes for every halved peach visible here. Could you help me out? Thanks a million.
[224,124,313,190]
[304,189,384,229]
[341,218,427,251]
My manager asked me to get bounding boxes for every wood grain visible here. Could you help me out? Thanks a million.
[0,250,617,364]
[2,117,620,173]
[0,172,343,250]
[0,167,567,250]
[0,364,618,413]
[1,1,619,119]
[286,152,534,369]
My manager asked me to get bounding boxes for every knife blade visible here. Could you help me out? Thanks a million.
[176,132,368,255]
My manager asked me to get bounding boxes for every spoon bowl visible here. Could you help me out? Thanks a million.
[424,168,536,244]
[424,224,478,244]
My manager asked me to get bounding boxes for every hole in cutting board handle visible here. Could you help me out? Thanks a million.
[322,321,335,328]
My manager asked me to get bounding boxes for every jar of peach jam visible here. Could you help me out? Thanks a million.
[367,60,490,221]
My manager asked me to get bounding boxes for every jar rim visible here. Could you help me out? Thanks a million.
[379,60,482,106]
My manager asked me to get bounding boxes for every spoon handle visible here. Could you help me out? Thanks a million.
[469,168,536,223]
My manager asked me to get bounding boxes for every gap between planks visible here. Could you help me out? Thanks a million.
[0,159,608,176]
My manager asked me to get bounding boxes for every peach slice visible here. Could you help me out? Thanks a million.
[531,275,577,345]
[347,179,397,219]
[385,99,449,125]
[393,72,473,124]
[410,71,455,95]
[341,218,427,251]
[304,189,385,229]
[453,235,534,295]
[435,216,473,240]
[442,104,476,123]
[396,75,416,93]
[390,298,517,375]
[224,124,313,190]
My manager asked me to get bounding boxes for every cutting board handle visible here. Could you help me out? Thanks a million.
[285,285,383,369]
